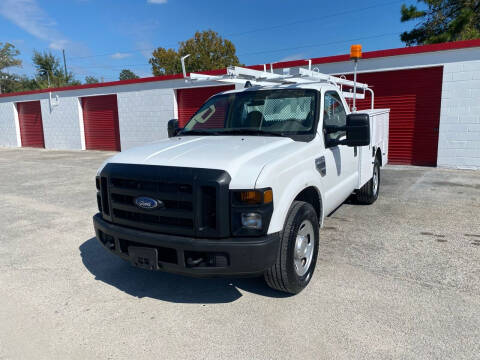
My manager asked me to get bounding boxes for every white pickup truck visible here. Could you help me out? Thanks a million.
[93,66,389,294]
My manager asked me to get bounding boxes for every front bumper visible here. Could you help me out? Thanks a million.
[93,213,280,277]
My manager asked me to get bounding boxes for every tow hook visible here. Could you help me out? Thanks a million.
[186,256,204,267]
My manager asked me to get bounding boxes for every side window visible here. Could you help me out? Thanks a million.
[323,91,347,146]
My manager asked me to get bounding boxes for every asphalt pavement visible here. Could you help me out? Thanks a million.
[0,147,479,359]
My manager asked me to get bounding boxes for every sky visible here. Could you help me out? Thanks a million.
[0,0,419,82]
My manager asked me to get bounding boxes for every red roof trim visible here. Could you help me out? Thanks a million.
[274,38,480,68]
[1,39,479,99]
[0,68,229,99]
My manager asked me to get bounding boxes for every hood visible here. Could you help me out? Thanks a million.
[104,136,302,188]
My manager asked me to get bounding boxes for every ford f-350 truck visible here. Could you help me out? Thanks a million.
[93,66,389,294]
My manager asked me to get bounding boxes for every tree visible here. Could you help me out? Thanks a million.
[400,0,480,46]
[0,42,22,72]
[0,74,38,94]
[119,69,139,80]
[32,50,79,88]
[0,42,23,93]
[149,30,241,76]
[85,76,99,84]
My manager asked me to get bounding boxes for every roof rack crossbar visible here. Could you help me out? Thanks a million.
[188,66,374,108]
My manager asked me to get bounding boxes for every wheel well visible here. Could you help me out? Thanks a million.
[376,148,382,166]
[294,187,322,220]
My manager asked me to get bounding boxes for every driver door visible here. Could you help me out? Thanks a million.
[320,91,358,214]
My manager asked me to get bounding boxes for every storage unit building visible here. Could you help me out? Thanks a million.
[0,39,479,169]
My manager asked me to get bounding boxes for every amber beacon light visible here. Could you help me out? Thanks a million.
[350,44,362,59]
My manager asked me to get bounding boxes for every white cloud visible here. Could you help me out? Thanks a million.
[136,40,154,59]
[50,40,69,50]
[0,0,71,50]
[147,0,168,4]
[278,53,305,62]
[111,52,132,59]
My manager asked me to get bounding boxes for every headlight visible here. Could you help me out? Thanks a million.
[241,212,262,229]
[231,188,274,236]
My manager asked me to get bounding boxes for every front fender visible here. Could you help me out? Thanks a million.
[255,153,325,234]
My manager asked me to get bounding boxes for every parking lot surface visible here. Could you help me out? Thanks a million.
[0,147,479,360]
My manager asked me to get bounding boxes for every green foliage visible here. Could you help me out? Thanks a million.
[119,69,139,80]
[0,46,86,93]
[0,42,22,71]
[149,30,241,76]
[400,0,480,45]
[85,76,99,84]
[0,73,38,93]
[32,50,79,88]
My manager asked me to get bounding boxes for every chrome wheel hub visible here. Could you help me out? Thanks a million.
[294,220,314,277]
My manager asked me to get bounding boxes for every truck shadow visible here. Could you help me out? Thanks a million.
[80,237,291,303]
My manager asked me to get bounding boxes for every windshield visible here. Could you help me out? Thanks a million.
[180,89,317,137]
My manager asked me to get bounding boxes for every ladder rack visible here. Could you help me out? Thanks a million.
[189,66,375,109]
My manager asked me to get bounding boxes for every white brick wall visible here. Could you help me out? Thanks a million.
[117,88,175,150]
[437,60,480,169]
[0,102,18,147]
[40,97,82,150]
[0,46,478,169]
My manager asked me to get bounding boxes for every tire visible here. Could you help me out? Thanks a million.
[264,201,319,294]
[356,156,380,205]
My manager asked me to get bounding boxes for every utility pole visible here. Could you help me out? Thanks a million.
[62,49,68,80]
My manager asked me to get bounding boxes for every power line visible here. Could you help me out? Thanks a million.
[66,46,163,61]
[70,63,151,70]
[66,0,404,61]
[68,31,400,77]
[238,32,399,57]
[225,0,404,37]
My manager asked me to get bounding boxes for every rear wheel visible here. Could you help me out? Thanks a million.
[356,156,380,204]
[264,201,319,294]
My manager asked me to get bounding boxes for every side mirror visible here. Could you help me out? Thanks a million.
[345,113,370,147]
[167,119,179,138]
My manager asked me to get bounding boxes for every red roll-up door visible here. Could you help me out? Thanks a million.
[177,85,234,128]
[17,101,45,148]
[82,94,120,151]
[346,66,443,166]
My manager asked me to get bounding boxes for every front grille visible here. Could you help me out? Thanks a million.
[113,208,193,228]
[97,163,231,238]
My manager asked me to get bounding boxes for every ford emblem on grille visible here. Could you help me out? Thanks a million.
[134,196,161,210]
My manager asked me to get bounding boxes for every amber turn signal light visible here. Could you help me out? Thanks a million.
[240,190,262,204]
[238,189,273,204]
[263,189,273,204]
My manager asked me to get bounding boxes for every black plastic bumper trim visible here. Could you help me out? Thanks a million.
[93,213,280,277]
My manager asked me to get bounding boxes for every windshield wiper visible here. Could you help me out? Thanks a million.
[219,129,286,137]
[179,128,287,137]
[177,129,222,136]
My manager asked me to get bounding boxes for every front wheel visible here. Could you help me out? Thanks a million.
[264,201,319,294]
[356,157,380,204]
